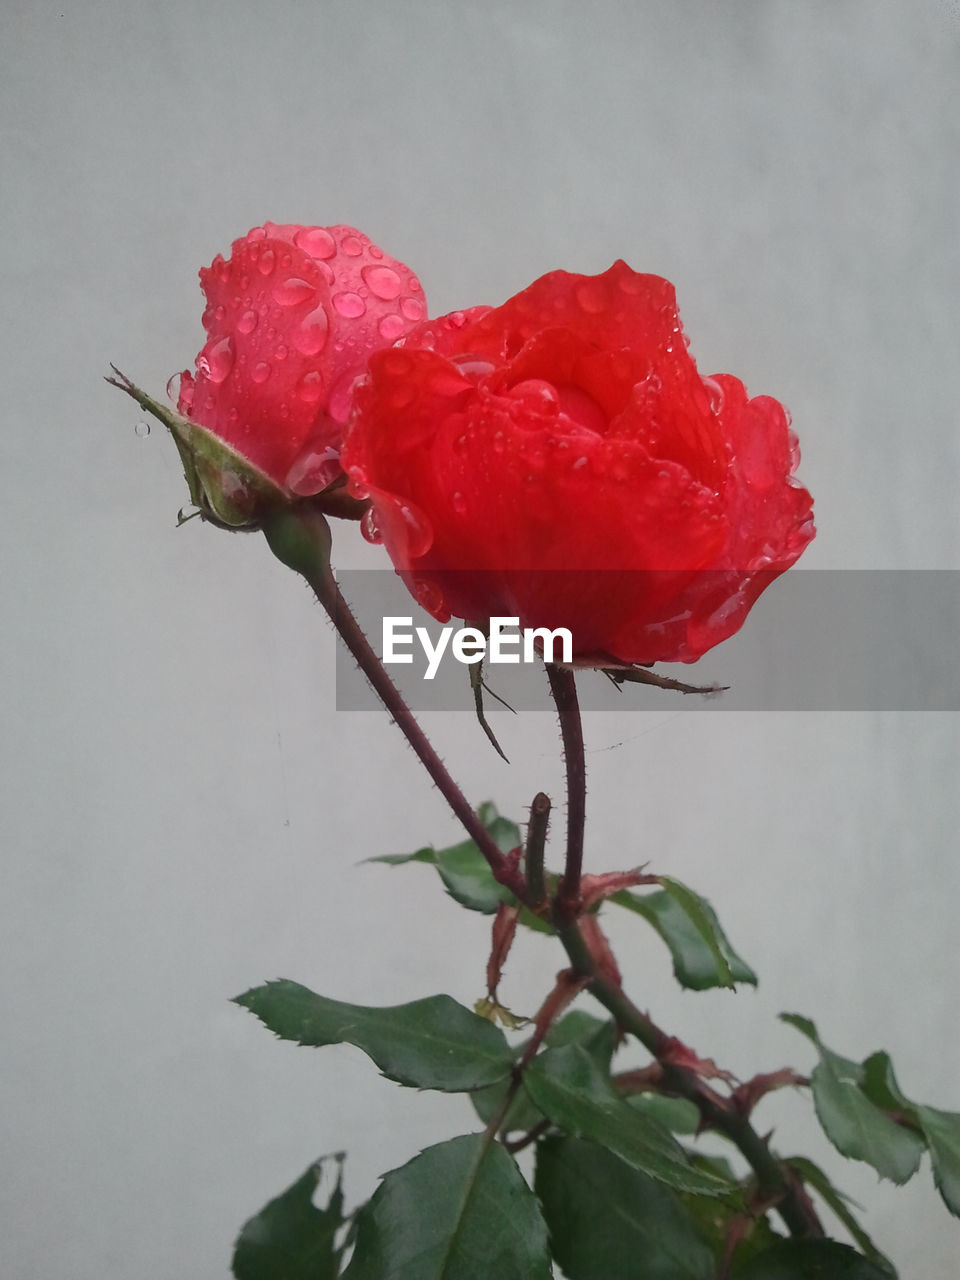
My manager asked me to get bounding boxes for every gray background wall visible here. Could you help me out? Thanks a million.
[2,1,958,1275]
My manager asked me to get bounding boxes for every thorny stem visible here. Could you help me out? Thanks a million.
[555,920,823,1239]
[545,664,587,921]
[265,507,822,1241]
[262,507,527,901]
[524,792,551,908]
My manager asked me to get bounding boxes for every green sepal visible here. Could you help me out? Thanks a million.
[107,367,289,529]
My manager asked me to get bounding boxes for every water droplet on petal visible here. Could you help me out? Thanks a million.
[400,296,425,321]
[197,335,235,384]
[332,291,366,318]
[398,503,433,559]
[296,371,324,403]
[134,420,150,437]
[341,234,364,257]
[452,491,467,514]
[452,354,495,380]
[292,304,329,356]
[237,309,258,335]
[509,379,560,414]
[571,455,589,471]
[272,277,315,307]
[286,441,342,496]
[166,372,181,403]
[701,376,724,414]
[251,361,271,384]
[360,506,383,544]
[413,576,445,614]
[378,313,406,341]
[361,264,402,300]
[257,247,276,276]
[247,226,267,241]
[294,227,337,259]
[328,370,363,423]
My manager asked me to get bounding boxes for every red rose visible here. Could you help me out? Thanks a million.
[341,262,814,665]
[177,222,425,496]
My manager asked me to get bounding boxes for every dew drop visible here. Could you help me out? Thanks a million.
[257,247,276,276]
[452,354,495,380]
[492,431,506,454]
[378,313,406,341]
[237,309,258,335]
[702,376,724,414]
[341,234,364,257]
[251,361,271,384]
[451,491,467,514]
[400,296,425,322]
[332,291,366,318]
[361,264,402,300]
[360,506,383,544]
[398,503,433,558]
[294,227,337,259]
[134,420,150,437]
[413,576,445,615]
[272,277,315,307]
[292,304,329,356]
[571,455,588,471]
[286,441,342,496]
[165,372,181,403]
[197,334,235,384]
[509,378,560,414]
[296,370,324,404]
[328,370,363,424]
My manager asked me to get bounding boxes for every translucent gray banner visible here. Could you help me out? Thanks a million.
[334,571,960,711]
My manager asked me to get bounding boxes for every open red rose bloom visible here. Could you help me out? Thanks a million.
[177,222,425,496]
[342,261,815,665]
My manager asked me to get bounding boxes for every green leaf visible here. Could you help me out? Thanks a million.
[523,1045,734,1197]
[781,1015,924,1184]
[534,1134,715,1279]
[367,804,519,914]
[786,1156,896,1274]
[342,1133,552,1280]
[625,1093,701,1135]
[682,1189,783,1272]
[232,1154,345,1280]
[235,981,513,1091]
[611,879,757,991]
[861,1051,960,1218]
[915,1105,960,1217]
[470,1011,616,1134]
[732,1239,895,1278]
[368,805,557,934]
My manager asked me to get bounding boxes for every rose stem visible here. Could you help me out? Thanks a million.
[524,792,551,908]
[264,504,821,1239]
[545,664,586,921]
[262,505,526,900]
[554,920,823,1239]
